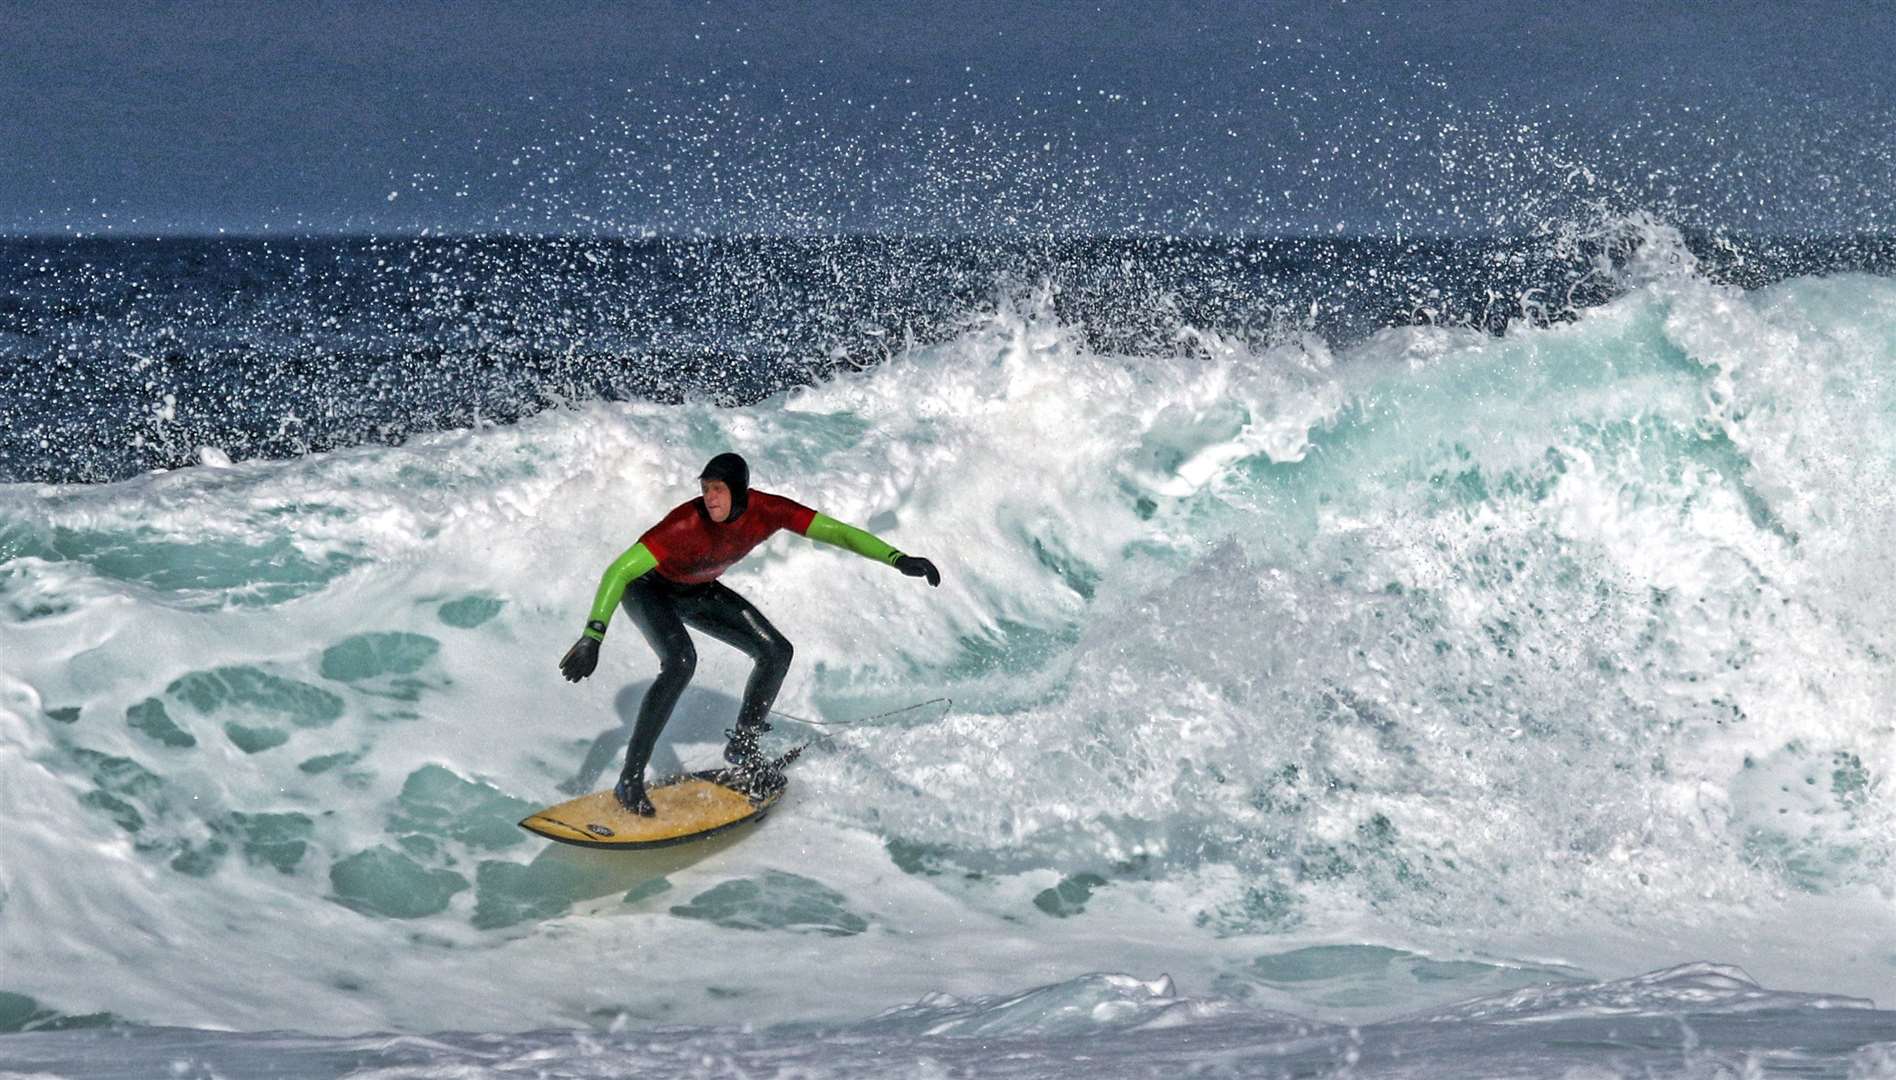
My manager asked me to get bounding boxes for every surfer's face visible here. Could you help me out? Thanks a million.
[701,479,733,523]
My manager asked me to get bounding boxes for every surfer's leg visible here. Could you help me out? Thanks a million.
[679,583,792,761]
[615,578,698,813]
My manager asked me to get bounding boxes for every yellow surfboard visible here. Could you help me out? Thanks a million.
[519,750,801,850]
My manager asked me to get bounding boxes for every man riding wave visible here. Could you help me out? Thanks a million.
[559,452,940,815]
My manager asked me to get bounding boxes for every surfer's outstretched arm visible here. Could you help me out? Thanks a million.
[583,542,659,639]
[559,542,659,681]
[804,513,941,587]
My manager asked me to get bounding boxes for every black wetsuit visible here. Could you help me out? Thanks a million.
[616,573,792,784]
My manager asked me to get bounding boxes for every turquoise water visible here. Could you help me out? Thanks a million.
[2,227,1894,1055]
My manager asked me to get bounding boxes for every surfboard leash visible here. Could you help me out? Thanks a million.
[767,696,953,742]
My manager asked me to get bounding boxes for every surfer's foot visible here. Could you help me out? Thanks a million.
[722,721,770,768]
[613,772,655,816]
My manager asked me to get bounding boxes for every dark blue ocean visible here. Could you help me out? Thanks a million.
[6,229,1893,484]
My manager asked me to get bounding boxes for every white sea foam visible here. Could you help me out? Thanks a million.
[2,234,1895,1045]
[1,964,1890,1078]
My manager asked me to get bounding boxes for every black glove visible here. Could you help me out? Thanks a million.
[560,625,605,682]
[894,555,941,587]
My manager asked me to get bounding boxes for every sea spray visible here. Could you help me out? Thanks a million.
[5,226,1895,1035]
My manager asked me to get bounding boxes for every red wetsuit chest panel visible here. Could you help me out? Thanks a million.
[638,490,816,585]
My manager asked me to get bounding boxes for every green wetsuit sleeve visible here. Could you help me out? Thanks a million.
[583,542,658,638]
[805,513,903,566]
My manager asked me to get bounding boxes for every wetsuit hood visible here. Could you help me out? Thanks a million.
[698,452,750,520]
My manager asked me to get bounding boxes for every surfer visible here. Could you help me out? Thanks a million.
[557,452,941,815]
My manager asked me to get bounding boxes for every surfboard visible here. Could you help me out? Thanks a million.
[519,747,803,850]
